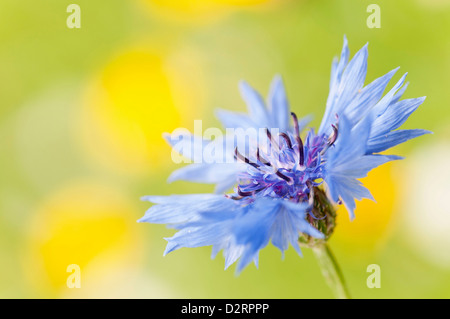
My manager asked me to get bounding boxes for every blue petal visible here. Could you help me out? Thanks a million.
[326,175,373,220]
[224,243,245,270]
[320,35,358,135]
[367,129,432,154]
[215,109,256,129]
[163,224,227,255]
[328,114,371,165]
[253,253,260,268]
[345,67,399,125]
[369,73,408,118]
[334,43,368,115]
[281,201,325,239]
[167,163,243,185]
[138,194,234,224]
[211,243,222,259]
[325,153,402,220]
[239,80,270,128]
[268,75,290,131]
[333,154,403,178]
[214,178,239,194]
[233,199,280,273]
[370,97,426,138]
[391,81,409,105]
[270,206,302,257]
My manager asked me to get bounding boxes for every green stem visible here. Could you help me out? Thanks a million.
[312,243,351,299]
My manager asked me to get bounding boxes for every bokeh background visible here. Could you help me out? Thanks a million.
[1,0,450,298]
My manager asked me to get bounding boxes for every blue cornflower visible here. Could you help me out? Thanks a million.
[139,37,430,273]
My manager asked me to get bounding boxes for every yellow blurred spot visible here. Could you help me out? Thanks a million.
[78,48,205,175]
[142,0,273,22]
[332,162,397,252]
[24,182,143,294]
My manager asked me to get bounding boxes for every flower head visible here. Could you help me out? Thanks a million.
[229,113,331,204]
[139,36,430,273]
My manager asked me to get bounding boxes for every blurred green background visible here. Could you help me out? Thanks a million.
[1,0,449,298]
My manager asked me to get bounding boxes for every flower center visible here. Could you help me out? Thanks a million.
[227,112,338,204]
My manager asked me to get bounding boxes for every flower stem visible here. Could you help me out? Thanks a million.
[312,243,351,299]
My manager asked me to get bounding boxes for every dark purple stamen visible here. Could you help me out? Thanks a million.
[321,123,339,156]
[329,124,338,146]
[237,187,254,197]
[291,112,304,166]
[291,112,300,135]
[234,147,259,168]
[265,128,279,150]
[279,133,293,149]
[276,170,293,184]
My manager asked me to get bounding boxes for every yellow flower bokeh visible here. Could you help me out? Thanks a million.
[78,47,206,175]
[142,0,276,23]
[23,181,143,295]
[332,162,397,254]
